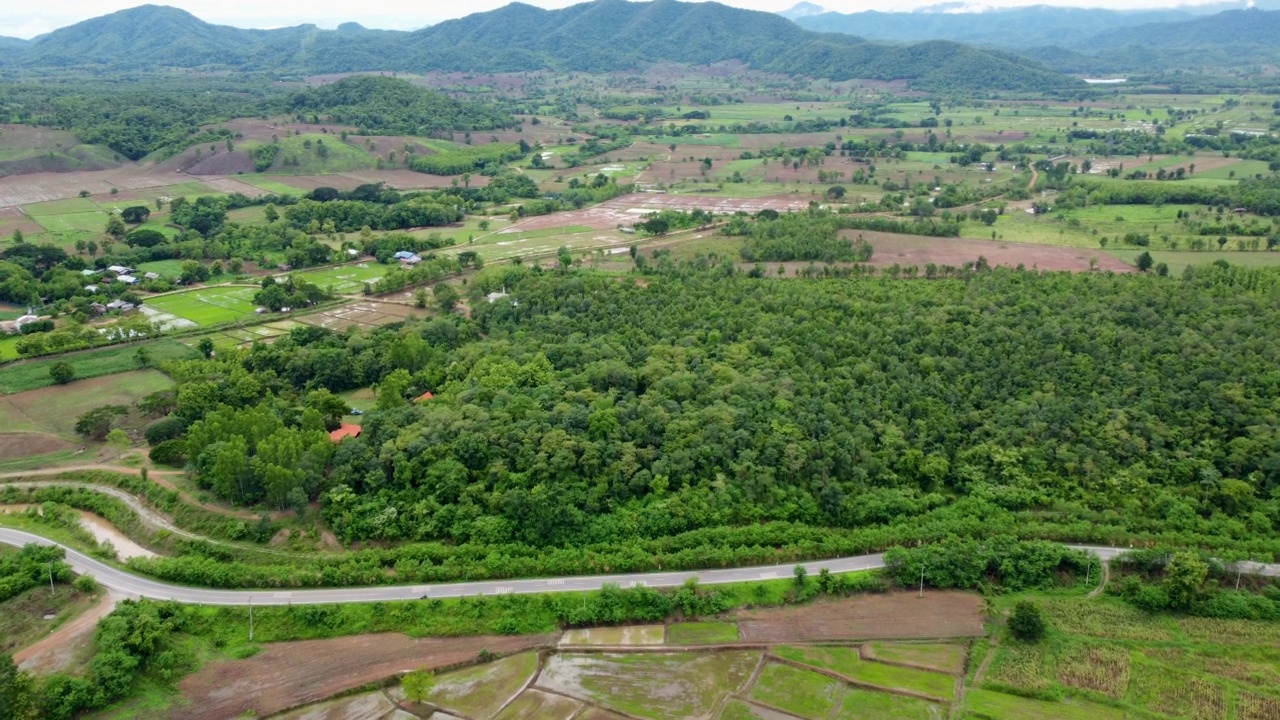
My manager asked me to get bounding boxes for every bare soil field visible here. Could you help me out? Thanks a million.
[0,206,43,237]
[0,432,75,460]
[175,632,556,720]
[14,591,119,674]
[511,193,817,233]
[736,591,985,642]
[850,231,1134,273]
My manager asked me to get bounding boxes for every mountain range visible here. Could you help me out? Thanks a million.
[0,1,1082,92]
[788,3,1280,73]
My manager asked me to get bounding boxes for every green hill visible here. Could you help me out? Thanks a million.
[4,0,1083,93]
[284,76,515,135]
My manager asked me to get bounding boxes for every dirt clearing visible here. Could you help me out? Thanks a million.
[176,632,556,720]
[0,433,75,460]
[15,591,119,674]
[849,231,1134,273]
[737,591,985,642]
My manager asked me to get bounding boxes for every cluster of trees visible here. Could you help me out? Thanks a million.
[140,263,1280,563]
[283,76,515,136]
[0,544,72,602]
[2,598,193,720]
[408,143,526,175]
[729,212,876,263]
[1108,548,1280,620]
[883,537,1090,592]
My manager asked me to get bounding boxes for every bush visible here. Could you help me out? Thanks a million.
[73,574,99,594]
[148,439,187,467]
[49,362,75,385]
[1008,601,1047,642]
[143,416,189,446]
[1131,584,1170,612]
[74,405,127,441]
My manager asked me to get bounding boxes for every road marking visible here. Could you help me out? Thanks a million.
[629,580,647,588]
[493,586,514,595]
[273,592,292,599]
[758,572,777,580]
[412,586,431,594]
[546,579,564,586]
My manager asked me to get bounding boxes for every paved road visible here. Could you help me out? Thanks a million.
[2,528,1277,606]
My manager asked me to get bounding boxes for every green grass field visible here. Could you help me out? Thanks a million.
[776,645,955,699]
[145,286,260,326]
[1106,250,1280,274]
[269,134,376,174]
[21,197,101,216]
[0,340,196,394]
[33,212,108,234]
[288,263,387,294]
[666,622,740,644]
[0,368,174,437]
[239,177,308,195]
[748,662,843,719]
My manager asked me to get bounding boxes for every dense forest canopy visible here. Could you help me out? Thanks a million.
[283,76,516,135]
[155,263,1280,555]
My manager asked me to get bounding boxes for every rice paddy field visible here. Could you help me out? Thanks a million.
[144,285,261,327]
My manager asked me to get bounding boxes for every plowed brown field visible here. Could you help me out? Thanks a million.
[736,591,985,642]
[175,632,556,720]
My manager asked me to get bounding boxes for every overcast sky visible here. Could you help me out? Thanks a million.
[4,0,1246,39]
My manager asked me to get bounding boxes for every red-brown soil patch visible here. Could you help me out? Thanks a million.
[847,231,1133,273]
[0,433,75,460]
[176,632,556,720]
[736,591,984,642]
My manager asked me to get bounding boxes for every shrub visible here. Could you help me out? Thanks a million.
[73,574,99,593]
[143,416,189,446]
[1008,601,1047,642]
[49,362,75,385]
[149,439,187,467]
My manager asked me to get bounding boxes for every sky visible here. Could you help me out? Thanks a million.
[3,0,1249,39]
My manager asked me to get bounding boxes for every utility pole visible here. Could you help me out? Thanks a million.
[249,597,254,642]
[918,564,926,599]
[1085,560,1091,588]
[1236,561,1244,591]
[48,562,55,596]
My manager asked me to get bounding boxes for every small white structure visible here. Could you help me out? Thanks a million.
[117,275,140,285]
[81,269,101,277]
[486,287,510,304]
[107,265,134,275]
[84,284,99,293]
[144,272,161,281]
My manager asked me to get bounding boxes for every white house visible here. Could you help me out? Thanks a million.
[117,275,140,285]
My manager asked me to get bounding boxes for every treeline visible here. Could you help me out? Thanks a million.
[725,212,876,263]
[1108,548,1280,621]
[1065,176,1280,215]
[408,143,526,175]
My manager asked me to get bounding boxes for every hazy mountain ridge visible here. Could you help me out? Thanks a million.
[0,0,1081,92]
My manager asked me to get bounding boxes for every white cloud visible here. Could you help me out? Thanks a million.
[2,0,1249,39]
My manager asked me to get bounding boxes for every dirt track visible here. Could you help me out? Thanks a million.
[176,632,557,720]
[736,591,985,642]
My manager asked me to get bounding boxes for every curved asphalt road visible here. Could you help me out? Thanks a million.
[4,528,1277,607]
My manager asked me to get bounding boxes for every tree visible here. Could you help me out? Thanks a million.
[1136,251,1154,272]
[106,214,127,238]
[433,283,460,313]
[135,346,152,367]
[0,653,36,720]
[1008,601,1047,641]
[1164,551,1208,609]
[376,369,412,410]
[793,564,808,587]
[50,361,75,385]
[197,337,215,358]
[402,669,436,704]
[120,206,151,224]
[75,405,126,441]
[826,186,846,200]
[10,228,22,244]
[263,204,279,223]
[414,288,428,309]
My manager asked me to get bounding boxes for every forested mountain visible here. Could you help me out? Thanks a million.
[777,2,827,20]
[0,1,1082,92]
[794,6,1198,47]
[1083,8,1280,52]
[0,37,29,51]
